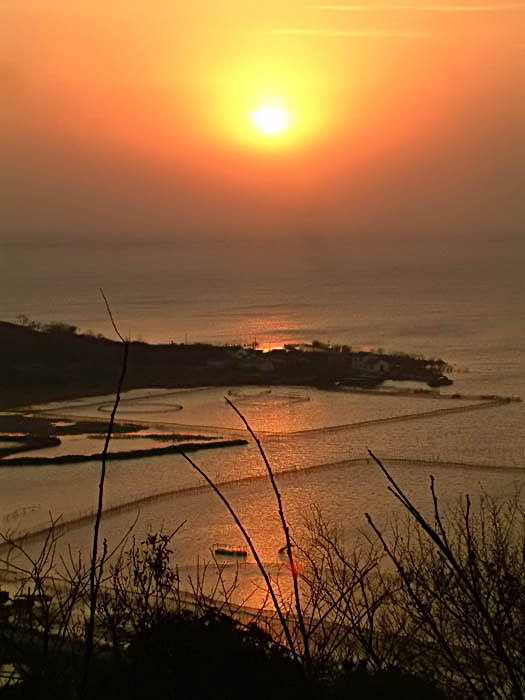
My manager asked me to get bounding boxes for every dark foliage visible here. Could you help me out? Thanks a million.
[0,613,446,700]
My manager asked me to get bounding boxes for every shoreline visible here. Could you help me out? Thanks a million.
[0,319,453,411]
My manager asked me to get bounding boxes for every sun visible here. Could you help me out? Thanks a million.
[251,104,291,136]
[212,52,331,150]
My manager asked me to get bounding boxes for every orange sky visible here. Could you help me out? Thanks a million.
[1,0,524,240]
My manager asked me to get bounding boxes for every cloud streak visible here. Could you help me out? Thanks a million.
[270,27,427,37]
[315,3,525,12]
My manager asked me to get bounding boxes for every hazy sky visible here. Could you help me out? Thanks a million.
[1,0,524,241]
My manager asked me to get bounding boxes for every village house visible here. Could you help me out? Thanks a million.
[350,352,391,374]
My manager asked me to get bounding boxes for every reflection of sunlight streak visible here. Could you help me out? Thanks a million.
[17,454,524,556]
[226,388,310,408]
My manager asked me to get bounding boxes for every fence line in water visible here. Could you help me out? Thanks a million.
[4,449,523,553]
[42,397,507,441]
[1,394,517,551]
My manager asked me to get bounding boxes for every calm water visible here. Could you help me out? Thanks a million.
[2,237,524,375]
[1,237,524,600]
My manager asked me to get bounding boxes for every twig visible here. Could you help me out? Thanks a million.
[368,450,524,699]
[82,290,129,694]
[365,511,485,700]
[225,397,311,668]
[100,288,125,343]
[175,447,300,666]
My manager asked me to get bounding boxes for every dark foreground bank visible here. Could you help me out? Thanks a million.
[0,609,445,700]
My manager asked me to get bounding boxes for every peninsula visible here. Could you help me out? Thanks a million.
[0,319,452,410]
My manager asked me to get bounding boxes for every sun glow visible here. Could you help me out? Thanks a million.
[251,104,291,136]
[208,51,332,152]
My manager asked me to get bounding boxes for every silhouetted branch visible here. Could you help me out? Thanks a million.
[368,450,524,699]
[82,291,129,694]
[100,287,125,343]
[175,446,300,666]
[226,397,311,668]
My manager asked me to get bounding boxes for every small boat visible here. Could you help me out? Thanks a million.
[427,375,453,387]
[214,544,247,558]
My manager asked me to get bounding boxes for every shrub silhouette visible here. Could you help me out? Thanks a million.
[123,612,310,700]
